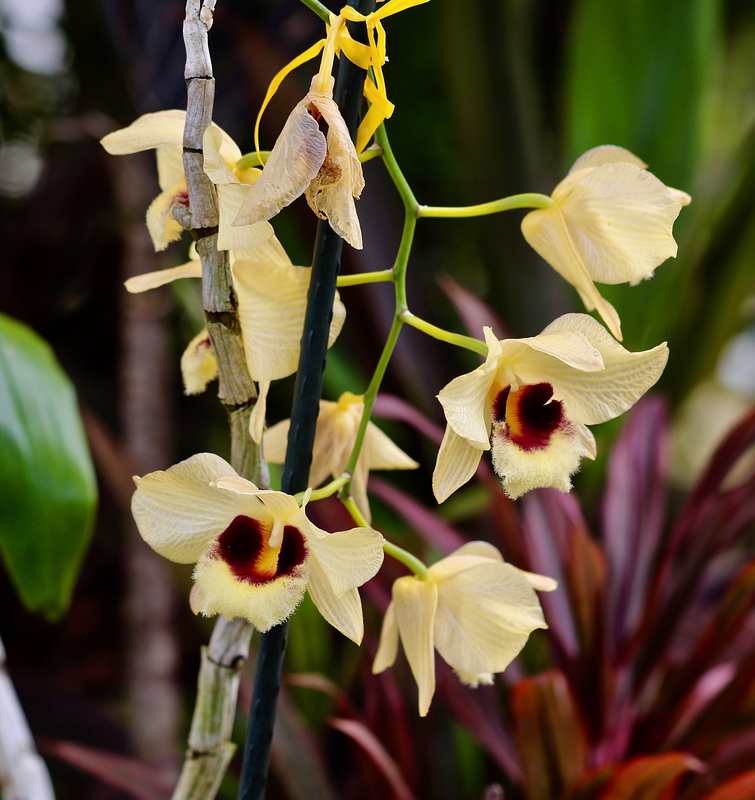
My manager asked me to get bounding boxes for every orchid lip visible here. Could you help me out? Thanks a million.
[212,514,307,585]
[492,382,564,451]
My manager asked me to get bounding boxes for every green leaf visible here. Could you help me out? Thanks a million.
[0,313,97,619]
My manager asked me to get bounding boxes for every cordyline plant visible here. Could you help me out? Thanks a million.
[88,0,700,797]
[338,391,755,800]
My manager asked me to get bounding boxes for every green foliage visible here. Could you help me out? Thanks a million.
[0,313,97,619]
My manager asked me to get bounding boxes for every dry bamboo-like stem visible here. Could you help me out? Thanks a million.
[170,2,266,797]
[0,635,55,800]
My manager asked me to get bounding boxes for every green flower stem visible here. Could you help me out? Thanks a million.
[384,541,432,581]
[299,0,331,23]
[418,192,553,218]
[341,498,432,582]
[297,475,350,504]
[337,269,394,287]
[238,1,375,798]
[400,311,488,356]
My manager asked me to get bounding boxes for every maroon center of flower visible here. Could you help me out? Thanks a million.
[214,515,307,585]
[492,382,564,451]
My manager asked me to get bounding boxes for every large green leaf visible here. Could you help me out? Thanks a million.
[0,313,97,619]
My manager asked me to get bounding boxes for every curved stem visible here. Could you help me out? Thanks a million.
[337,269,394,287]
[298,0,331,22]
[418,192,553,218]
[341,499,431,582]
[400,311,488,355]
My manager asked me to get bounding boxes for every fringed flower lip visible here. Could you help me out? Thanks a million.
[100,110,274,252]
[264,392,418,522]
[521,145,691,341]
[131,453,384,641]
[432,313,669,502]
[373,541,555,716]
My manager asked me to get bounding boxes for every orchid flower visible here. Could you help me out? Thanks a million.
[100,110,273,251]
[433,313,669,502]
[264,392,418,521]
[373,541,555,716]
[131,453,384,641]
[123,244,346,434]
[521,145,691,340]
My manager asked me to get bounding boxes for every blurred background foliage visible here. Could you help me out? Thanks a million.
[1,0,755,797]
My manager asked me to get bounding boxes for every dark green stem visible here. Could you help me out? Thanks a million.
[237,1,375,797]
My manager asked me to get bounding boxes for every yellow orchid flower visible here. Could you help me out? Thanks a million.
[432,313,669,502]
[100,110,274,252]
[180,329,218,395]
[372,541,555,716]
[263,391,418,522]
[521,145,691,340]
[122,243,346,433]
[131,453,384,640]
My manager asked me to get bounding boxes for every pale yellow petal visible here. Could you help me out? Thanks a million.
[500,329,604,377]
[193,550,308,631]
[365,422,418,471]
[233,100,327,227]
[145,180,187,251]
[262,418,290,464]
[131,453,251,563]
[437,331,501,446]
[538,314,669,425]
[233,260,344,382]
[249,380,269,446]
[156,145,185,191]
[307,567,365,643]
[350,453,372,523]
[432,425,485,503]
[551,162,683,285]
[393,577,439,717]
[100,110,186,156]
[433,561,546,675]
[124,261,202,293]
[372,602,399,673]
[568,145,647,173]
[217,184,274,251]
[180,329,217,395]
[203,126,240,186]
[522,204,624,339]
[233,235,292,266]
[304,526,385,597]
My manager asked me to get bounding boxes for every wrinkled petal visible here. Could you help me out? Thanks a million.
[393,577,439,717]
[538,314,669,425]
[124,261,203,293]
[305,90,364,249]
[131,453,261,563]
[433,561,547,675]
[180,329,218,395]
[432,425,485,503]
[372,601,399,673]
[233,100,327,227]
[568,144,647,173]
[500,329,604,378]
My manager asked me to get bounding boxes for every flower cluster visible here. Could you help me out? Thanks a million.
[102,2,688,720]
